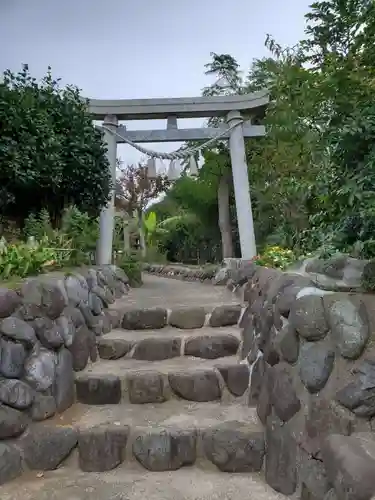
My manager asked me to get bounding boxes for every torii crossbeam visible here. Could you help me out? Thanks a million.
[87,91,269,265]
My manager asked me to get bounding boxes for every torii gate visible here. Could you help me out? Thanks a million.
[88,91,269,265]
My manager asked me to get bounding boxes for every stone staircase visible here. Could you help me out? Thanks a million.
[1,277,288,500]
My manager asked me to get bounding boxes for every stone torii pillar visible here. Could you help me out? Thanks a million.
[227,111,257,260]
[97,114,118,265]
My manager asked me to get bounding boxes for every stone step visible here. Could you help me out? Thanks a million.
[98,326,241,361]
[75,357,249,405]
[0,463,288,500]
[59,400,264,474]
[109,303,243,330]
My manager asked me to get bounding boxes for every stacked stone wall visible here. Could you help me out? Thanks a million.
[0,265,129,483]
[241,265,375,500]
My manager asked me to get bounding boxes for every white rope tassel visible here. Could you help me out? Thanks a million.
[146,157,157,179]
[167,159,180,180]
[189,155,199,177]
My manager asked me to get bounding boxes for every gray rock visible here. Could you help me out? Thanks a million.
[249,356,267,406]
[127,371,166,403]
[133,337,181,361]
[256,364,272,423]
[88,292,103,315]
[328,299,369,359]
[19,425,77,470]
[110,265,129,284]
[265,414,297,495]
[0,443,22,485]
[299,448,330,500]
[65,274,89,306]
[168,307,206,329]
[203,421,265,472]
[78,424,129,472]
[0,317,37,347]
[184,334,239,359]
[0,379,34,409]
[68,325,93,371]
[64,306,85,328]
[209,304,242,327]
[270,363,301,422]
[82,268,99,289]
[0,404,29,439]
[289,296,329,340]
[55,315,75,347]
[0,288,20,318]
[133,427,196,471]
[98,338,132,360]
[32,316,64,349]
[75,375,121,405]
[168,370,221,401]
[0,339,26,378]
[29,393,56,421]
[91,285,114,307]
[24,346,57,392]
[122,307,167,330]
[299,343,335,393]
[89,313,111,336]
[335,359,375,417]
[322,433,375,500]
[104,309,123,330]
[275,324,299,364]
[216,363,249,396]
[240,320,255,360]
[54,348,75,412]
[21,276,68,319]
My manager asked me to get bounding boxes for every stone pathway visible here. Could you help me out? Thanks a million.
[2,274,289,500]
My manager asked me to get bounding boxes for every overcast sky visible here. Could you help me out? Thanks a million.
[0,0,312,165]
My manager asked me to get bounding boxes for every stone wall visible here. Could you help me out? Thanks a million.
[0,266,128,445]
[144,263,218,282]
[241,265,375,500]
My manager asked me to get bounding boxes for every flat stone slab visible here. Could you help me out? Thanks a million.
[0,465,288,500]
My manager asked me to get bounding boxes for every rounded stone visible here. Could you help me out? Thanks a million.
[0,339,26,378]
[184,334,239,359]
[168,307,206,329]
[298,342,335,393]
[0,288,20,318]
[168,370,221,402]
[289,295,329,341]
[0,317,37,347]
[328,299,369,359]
[0,379,34,409]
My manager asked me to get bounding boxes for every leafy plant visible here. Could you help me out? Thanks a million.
[252,246,296,270]
[115,252,143,287]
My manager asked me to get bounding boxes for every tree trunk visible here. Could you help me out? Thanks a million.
[123,216,130,252]
[218,174,233,259]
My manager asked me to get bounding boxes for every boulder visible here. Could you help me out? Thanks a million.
[0,443,22,485]
[28,393,56,421]
[275,323,299,364]
[98,338,132,360]
[0,317,37,347]
[132,427,196,471]
[54,348,75,412]
[270,363,301,422]
[32,316,65,349]
[75,375,121,405]
[132,337,181,361]
[78,424,129,472]
[122,308,167,330]
[21,276,68,319]
[0,404,29,439]
[289,295,329,341]
[24,345,57,392]
[299,342,335,393]
[68,325,95,371]
[0,288,20,318]
[184,334,239,359]
[19,425,77,470]
[203,421,265,472]
[127,371,166,404]
[0,339,26,378]
[168,307,206,329]
[322,433,375,500]
[216,363,249,396]
[168,370,221,402]
[65,274,89,307]
[209,304,242,327]
[0,379,34,410]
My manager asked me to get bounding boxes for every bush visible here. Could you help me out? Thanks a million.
[0,236,71,280]
[116,252,143,287]
[253,246,296,270]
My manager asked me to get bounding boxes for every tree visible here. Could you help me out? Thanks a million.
[116,162,170,256]
[0,65,111,223]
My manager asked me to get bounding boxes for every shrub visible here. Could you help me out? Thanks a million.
[253,246,296,270]
[116,252,143,287]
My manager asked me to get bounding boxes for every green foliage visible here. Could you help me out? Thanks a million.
[116,252,143,287]
[0,236,71,280]
[253,246,296,270]
[0,65,111,222]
